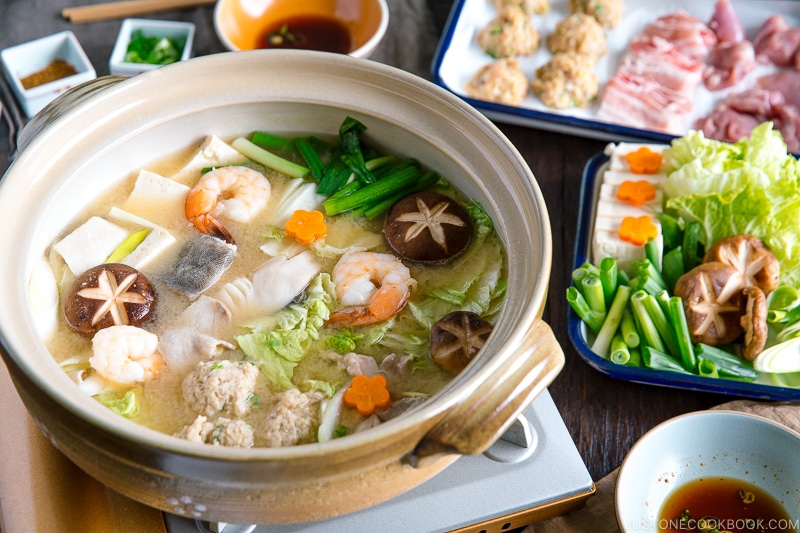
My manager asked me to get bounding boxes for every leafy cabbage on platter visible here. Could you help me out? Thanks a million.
[662,123,800,287]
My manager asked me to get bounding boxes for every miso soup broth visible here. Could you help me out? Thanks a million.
[42,119,508,448]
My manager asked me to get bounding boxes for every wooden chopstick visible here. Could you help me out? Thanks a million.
[62,0,218,23]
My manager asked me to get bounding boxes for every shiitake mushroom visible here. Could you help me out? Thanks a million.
[64,263,156,336]
[429,310,494,374]
[703,235,779,294]
[384,191,472,264]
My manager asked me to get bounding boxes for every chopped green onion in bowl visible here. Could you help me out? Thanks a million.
[125,29,186,65]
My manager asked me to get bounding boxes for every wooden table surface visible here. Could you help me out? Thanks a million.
[0,0,729,489]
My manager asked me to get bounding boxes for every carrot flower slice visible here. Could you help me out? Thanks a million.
[285,209,327,244]
[617,180,657,206]
[619,216,657,246]
[625,147,662,174]
[344,375,391,416]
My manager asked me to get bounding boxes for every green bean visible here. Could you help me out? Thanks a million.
[695,344,758,382]
[591,284,632,358]
[567,287,604,334]
[620,307,640,348]
[668,296,697,371]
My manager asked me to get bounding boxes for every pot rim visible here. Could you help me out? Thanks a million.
[0,50,552,461]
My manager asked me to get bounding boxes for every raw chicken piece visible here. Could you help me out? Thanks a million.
[704,41,757,91]
[753,15,800,67]
[707,0,745,43]
[758,71,800,109]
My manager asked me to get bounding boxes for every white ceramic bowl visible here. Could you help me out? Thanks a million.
[0,50,561,525]
[109,18,195,77]
[616,410,800,532]
[0,31,96,117]
[214,0,389,58]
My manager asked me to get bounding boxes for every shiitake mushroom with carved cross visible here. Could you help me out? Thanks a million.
[384,191,472,264]
[64,263,157,336]
[429,310,494,374]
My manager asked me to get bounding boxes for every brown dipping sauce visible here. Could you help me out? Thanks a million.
[259,15,353,54]
[658,477,796,533]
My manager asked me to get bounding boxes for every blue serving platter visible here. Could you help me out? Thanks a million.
[431,0,800,142]
[567,151,800,401]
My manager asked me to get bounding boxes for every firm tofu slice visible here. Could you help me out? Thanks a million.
[53,216,129,276]
[108,207,177,273]
[170,134,249,186]
[122,169,190,232]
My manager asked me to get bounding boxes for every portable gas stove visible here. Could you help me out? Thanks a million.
[163,390,595,533]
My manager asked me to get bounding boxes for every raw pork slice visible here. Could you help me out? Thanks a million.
[597,72,694,134]
[623,35,704,94]
[636,11,717,61]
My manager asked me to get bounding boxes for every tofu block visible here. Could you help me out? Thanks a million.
[108,207,177,273]
[169,135,249,186]
[122,170,190,232]
[53,216,128,275]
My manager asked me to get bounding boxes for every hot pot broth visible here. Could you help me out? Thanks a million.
[42,119,508,448]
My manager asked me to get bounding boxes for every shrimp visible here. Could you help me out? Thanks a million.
[89,325,164,385]
[328,250,416,327]
[185,166,271,244]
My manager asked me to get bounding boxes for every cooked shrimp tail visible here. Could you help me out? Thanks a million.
[328,250,416,327]
[185,166,271,245]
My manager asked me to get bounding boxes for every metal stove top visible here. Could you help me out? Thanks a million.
[163,390,595,533]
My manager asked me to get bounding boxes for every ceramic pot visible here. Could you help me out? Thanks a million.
[0,50,563,524]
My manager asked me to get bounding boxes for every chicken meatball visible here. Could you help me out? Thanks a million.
[465,58,529,106]
[493,0,549,15]
[568,0,624,28]
[181,360,260,418]
[548,13,607,63]
[477,6,540,58]
[531,52,599,109]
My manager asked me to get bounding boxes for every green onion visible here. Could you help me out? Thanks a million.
[610,332,630,365]
[640,291,681,359]
[322,161,421,216]
[599,257,618,308]
[294,137,325,181]
[645,237,662,273]
[630,290,667,353]
[695,344,758,382]
[660,213,683,251]
[662,246,685,293]
[591,284,632,358]
[697,358,718,378]
[642,346,693,374]
[620,307,640,348]
[232,137,309,179]
[251,131,295,153]
[567,286,604,334]
[581,275,607,317]
[668,296,697,371]
[682,221,703,272]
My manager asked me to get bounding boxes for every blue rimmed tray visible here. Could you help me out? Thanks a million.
[567,151,800,401]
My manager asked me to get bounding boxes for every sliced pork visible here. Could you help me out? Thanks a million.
[636,11,717,62]
[623,36,704,94]
[598,71,694,133]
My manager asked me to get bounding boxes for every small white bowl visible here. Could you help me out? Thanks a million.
[109,19,195,77]
[214,0,389,58]
[0,31,96,118]
[616,410,800,532]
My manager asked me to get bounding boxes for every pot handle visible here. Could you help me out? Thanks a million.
[408,318,564,465]
[17,75,127,154]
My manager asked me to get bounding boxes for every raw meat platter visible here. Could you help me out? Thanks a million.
[431,0,800,143]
